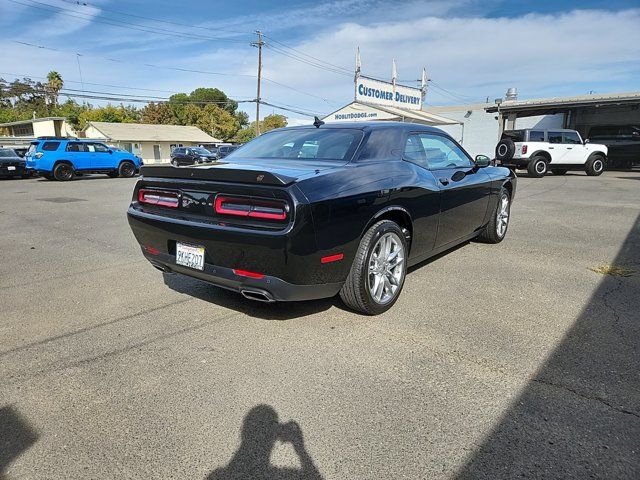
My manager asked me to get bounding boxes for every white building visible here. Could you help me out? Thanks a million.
[0,117,76,148]
[83,122,220,164]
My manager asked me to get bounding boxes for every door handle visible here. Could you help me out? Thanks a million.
[567,147,573,150]
[549,147,554,149]
[438,178,450,186]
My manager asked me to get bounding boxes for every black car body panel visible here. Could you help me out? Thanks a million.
[128,122,516,301]
[0,149,26,178]
[588,125,640,167]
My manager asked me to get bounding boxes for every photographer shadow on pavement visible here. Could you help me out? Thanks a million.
[163,273,335,321]
[206,405,322,480]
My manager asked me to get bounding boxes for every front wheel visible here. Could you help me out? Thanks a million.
[340,220,407,315]
[477,188,511,244]
[585,155,605,176]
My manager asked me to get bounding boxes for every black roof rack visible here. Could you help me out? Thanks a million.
[36,136,78,140]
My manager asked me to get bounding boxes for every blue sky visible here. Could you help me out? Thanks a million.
[1,0,639,124]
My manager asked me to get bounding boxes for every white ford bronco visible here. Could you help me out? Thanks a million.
[495,129,608,177]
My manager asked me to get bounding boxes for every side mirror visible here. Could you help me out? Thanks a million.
[584,139,590,144]
[475,155,491,167]
[108,149,113,154]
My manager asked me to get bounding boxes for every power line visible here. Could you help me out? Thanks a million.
[264,44,353,78]
[11,40,338,104]
[7,0,251,44]
[58,0,249,35]
[262,34,352,74]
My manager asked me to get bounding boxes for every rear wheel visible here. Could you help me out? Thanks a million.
[53,162,74,181]
[585,155,605,176]
[551,168,567,175]
[118,160,136,178]
[340,220,407,315]
[495,138,515,162]
[527,156,547,178]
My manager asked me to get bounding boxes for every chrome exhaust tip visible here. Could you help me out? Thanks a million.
[241,289,275,303]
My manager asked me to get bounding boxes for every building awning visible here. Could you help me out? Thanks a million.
[485,91,640,113]
[323,101,460,126]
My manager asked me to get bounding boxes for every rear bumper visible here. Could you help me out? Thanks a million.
[0,165,25,177]
[142,250,342,301]
[127,205,347,301]
[499,157,530,167]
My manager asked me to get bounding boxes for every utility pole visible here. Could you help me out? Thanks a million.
[251,30,264,137]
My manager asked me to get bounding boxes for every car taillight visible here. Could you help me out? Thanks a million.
[521,145,528,154]
[214,195,288,220]
[138,189,179,208]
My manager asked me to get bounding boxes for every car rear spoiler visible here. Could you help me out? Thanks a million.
[139,165,297,186]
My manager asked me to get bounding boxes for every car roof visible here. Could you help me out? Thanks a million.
[505,128,578,132]
[271,121,446,134]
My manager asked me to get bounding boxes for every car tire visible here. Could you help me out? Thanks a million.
[477,188,511,244]
[118,160,136,178]
[527,156,547,177]
[585,155,605,176]
[171,159,179,167]
[495,138,515,162]
[551,168,568,175]
[339,220,407,315]
[53,162,75,181]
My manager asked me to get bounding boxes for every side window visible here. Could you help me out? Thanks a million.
[93,143,110,152]
[563,132,582,144]
[403,134,427,168]
[419,133,472,169]
[42,141,60,151]
[548,131,563,144]
[66,142,82,152]
[529,130,545,142]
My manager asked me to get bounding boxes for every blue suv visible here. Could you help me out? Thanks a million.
[25,138,142,181]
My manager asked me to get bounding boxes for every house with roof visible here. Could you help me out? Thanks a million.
[82,121,221,164]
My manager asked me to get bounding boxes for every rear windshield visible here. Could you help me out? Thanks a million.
[42,141,61,151]
[0,148,16,157]
[229,129,363,161]
[502,130,525,142]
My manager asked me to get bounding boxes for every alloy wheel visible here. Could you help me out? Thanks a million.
[368,232,405,304]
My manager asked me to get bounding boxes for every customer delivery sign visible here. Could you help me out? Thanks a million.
[355,75,423,111]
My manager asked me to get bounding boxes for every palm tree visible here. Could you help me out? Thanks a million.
[46,71,63,107]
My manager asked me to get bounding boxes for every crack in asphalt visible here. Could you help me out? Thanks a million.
[533,377,640,419]
[0,297,193,356]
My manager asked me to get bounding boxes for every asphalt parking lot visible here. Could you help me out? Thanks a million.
[1,171,638,479]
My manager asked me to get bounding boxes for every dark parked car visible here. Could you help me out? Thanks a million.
[216,145,240,159]
[587,125,640,169]
[170,147,218,167]
[0,148,26,178]
[128,122,516,314]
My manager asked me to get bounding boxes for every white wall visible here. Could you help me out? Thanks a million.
[429,104,499,158]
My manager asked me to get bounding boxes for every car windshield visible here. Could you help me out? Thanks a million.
[229,128,363,161]
[190,147,211,155]
[0,148,16,157]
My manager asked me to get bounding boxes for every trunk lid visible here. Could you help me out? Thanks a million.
[139,158,347,186]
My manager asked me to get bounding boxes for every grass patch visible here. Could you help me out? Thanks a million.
[588,264,635,277]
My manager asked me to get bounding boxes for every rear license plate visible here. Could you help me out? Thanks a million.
[7,166,16,171]
[176,242,205,270]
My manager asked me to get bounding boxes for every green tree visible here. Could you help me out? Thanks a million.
[78,104,140,129]
[46,71,63,107]
[140,102,174,124]
[189,87,237,115]
[196,104,240,141]
[231,114,288,143]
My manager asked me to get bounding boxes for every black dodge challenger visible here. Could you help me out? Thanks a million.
[128,122,516,314]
